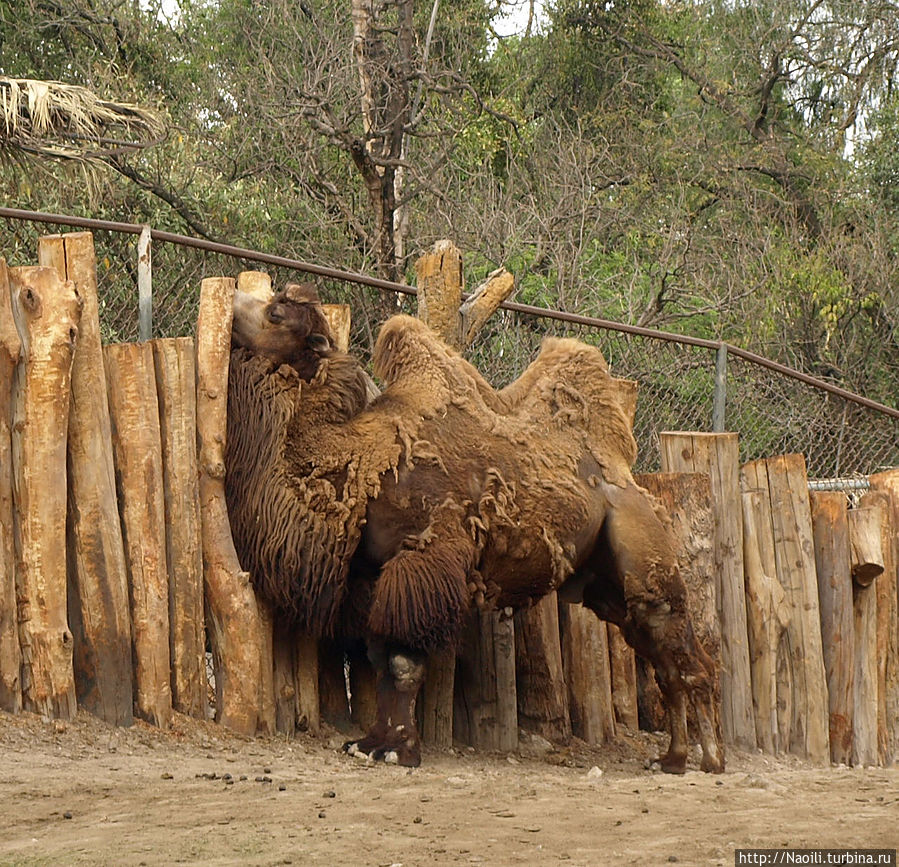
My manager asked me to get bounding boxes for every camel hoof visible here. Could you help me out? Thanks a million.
[657,753,687,775]
[700,753,726,774]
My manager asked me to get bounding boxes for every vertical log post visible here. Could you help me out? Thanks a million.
[635,471,719,742]
[514,595,571,742]
[37,233,134,727]
[196,276,273,735]
[152,337,206,719]
[858,490,896,766]
[740,454,830,763]
[660,431,755,749]
[607,623,639,729]
[809,491,854,765]
[0,259,22,713]
[9,265,81,719]
[852,576,879,766]
[558,602,616,744]
[104,342,172,729]
[413,240,517,750]
[741,489,787,753]
[848,506,886,587]
[869,470,899,766]
[451,610,518,750]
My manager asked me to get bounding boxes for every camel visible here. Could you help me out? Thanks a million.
[225,283,725,773]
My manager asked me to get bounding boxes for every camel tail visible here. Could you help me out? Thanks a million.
[368,541,474,653]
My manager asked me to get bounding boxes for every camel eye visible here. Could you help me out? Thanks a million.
[267,304,285,324]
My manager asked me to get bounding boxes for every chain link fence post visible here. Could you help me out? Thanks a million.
[713,343,727,432]
[138,225,152,341]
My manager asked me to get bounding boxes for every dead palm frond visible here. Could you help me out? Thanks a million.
[0,76,166,162]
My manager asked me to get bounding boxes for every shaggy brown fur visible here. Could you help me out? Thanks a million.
[226,299,725,773]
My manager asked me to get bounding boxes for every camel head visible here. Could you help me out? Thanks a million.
[231,282,333,379]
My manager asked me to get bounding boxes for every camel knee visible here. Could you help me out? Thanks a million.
[389,649,426,693]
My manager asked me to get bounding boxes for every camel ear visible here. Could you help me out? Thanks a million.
[307,333,331,353]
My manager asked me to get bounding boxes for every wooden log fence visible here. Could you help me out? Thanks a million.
[1,233,898,769]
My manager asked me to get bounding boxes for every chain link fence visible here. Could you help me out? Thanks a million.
[2,212,897,485]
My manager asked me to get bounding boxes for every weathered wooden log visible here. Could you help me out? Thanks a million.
[318,640,351,729]
[514,593,571,742]
[9,265,80,719]
[415,239,464,345]
[152,337,206,719]
[413,241,516,750]
[848,505,886,587]
[740,454,830,763]
[859,489,897,765]
[322,304,352,353]
[452,609,518,750]
[852,578,878,766]
[36,234,134,726]
[294,633,320,734]
[272,621,298,734]
[558,603,616,744]
[348,643,378,732]
[634,472,720,659]
[196,276,273,735]
[809,491,854,765]
[634,471,719,743]
[104,342,172,729]
[0,259,22,713]
[420,648,455,748]
[607,622,639,730]
[742,489,790,754]
[459,268,515,349]
[660,431,755,749]
[868,470,899,766]
[237,270,272,300]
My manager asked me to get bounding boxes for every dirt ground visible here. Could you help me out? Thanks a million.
[0,709,896,867]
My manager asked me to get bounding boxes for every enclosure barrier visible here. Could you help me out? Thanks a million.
[1,231,897,770]
[1,207,898,485]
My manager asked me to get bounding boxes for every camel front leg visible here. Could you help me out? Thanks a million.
[343,641,426,767]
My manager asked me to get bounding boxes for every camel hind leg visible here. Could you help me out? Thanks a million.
[586,481,725,773]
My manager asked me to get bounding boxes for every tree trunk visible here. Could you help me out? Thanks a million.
[633,472,719,659]
[196,276,273,735]
[36,233,134,727]
[322,304,352,353]
[558,603,616,744]
[318,640,351,730]
[741,489,789,754]
[607,622,639,730]
[9,265,81,719]
[809,491,854,765]
[852,578,878,766]
[514,593,571,743]
[452,609,518,751]
[459,268,515,349]
[660,431,755,749]
[412,241,517,750]
[0,258,22,713]
[740,454,830,763]
[294,632,320,734]
[848,506,886,587]
[152,337,206,719]
[859,489,896,766]
[415,240,464,346]
[868,470,899,766]
[420,648,455,749]
[104,342,172,729]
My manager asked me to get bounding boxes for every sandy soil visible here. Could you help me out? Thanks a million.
[0,709,896,867]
